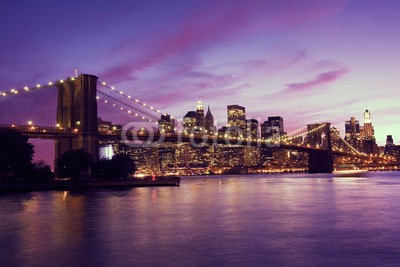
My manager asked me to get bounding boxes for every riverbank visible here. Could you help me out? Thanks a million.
[0,176,180,193]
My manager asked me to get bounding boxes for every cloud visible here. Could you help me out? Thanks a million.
[285,68,349,92]
[101,0,348,82]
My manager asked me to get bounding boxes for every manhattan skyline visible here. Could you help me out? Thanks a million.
[1,0,400,146]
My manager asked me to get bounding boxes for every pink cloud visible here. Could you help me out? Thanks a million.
[285,68,349,91]
[101,0,348,82]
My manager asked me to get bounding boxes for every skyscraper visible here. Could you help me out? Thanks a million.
[205,106,215,135]
[261,116,284,139]
[196,101,205,129]
[227,104,246,136]
[384,135,396,156]
[344,117,361,149]
[183,111,197,134]
[158,114,175,134]
[245,119,259,138]
[363,109,375,140]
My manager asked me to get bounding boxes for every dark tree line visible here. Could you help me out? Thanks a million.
[0,128,136,183]
[0,128,54,183]
[57,150,136,181]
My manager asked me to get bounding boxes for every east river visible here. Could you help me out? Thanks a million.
[1,172,400,266]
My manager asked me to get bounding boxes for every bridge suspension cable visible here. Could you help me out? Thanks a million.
[96,90,160,121]
[281,124,326,142]
[97,81,174,119]
[97,95,158,123]
[0,77,80,98]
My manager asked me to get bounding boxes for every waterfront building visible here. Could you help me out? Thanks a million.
[158,114,175,134]
[158,143,176,173]
[244,146,259,166]
[114,144,159,175]
[216,145,244,168]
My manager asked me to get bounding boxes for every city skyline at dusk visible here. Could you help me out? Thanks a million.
[1,0,400,147]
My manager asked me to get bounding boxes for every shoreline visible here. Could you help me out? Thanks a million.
[0,176,180,193]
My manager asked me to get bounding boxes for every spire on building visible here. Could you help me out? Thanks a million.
[205,105,213,119]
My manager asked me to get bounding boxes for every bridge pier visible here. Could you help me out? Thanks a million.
[307,123,334,173]
[308,150,334,173]
[54,74,99,170]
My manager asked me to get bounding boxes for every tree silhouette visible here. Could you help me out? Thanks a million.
[27,160,55,183]
[57,149,93,181]
[94,154,136,180]
[0,128,34,183]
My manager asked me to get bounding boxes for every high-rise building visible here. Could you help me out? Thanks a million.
[158,114,175,134]
[183,111,197,134]
[205,106,215,135]
[345,117,360,136]
[227,104,246,136]
[384,135,397,156]
[245,119,259,138]
[344,117,361,150]
[363,109,375,140]
[196,101,205,129]
[261,116,284,139]
[183,101,207,135]
[158,143,176,172]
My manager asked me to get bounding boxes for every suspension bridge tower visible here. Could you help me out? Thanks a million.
[307,123,334,173]
[54,74,99,168]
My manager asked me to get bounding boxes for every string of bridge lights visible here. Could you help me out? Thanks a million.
[281,123,327,142]
[331,127,366,156]
[97,81,173,119]
[279,126,308,141]
[0,77,80,97]
[331,128,390,159]
[96,95,158,123]
[97,90,160,121]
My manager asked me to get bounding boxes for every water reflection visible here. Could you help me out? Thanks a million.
[1,173,400,266]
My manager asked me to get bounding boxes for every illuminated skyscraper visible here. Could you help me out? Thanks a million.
[158,114,175,134]
[344,117,361,149]
[363,109,375,140]
[245,119,259,138]
[183,111,197,134]
[227,104,246,136]
[384,135,396,156]
[196,101,205,129]
[261,116,284,139]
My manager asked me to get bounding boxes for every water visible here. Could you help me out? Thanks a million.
[1,172,400,266]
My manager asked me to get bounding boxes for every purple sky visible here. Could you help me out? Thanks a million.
[1,0,400,165]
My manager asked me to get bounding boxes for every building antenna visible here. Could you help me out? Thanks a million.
[74,67,78,78]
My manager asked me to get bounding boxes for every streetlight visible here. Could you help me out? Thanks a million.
[27,121,33,126]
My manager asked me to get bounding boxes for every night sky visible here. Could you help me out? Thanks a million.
[1,0,400,165]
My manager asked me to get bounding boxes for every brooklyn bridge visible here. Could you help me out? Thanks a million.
[0,74,393,173]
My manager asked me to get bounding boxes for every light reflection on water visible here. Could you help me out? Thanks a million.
[1,172,400,266]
